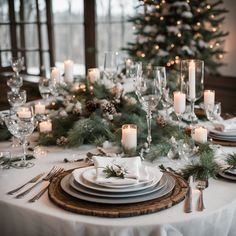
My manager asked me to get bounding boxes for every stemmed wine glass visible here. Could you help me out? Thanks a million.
[11,57,24,77]
[135,66,162,151]
[7,90,27,112]
[180,59,204,124]
[4,107,35,168]
[103,51,119,81]
[7,73,23,93]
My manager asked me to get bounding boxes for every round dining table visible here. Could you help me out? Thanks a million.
[0,140,236,236]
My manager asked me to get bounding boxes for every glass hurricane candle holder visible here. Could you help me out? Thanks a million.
[180,59,204,124]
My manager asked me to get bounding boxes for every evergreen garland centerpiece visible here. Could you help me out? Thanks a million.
[125,0,228,74]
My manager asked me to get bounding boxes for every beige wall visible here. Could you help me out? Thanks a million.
[220,0,236,77]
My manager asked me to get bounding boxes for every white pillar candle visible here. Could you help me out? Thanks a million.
[17,107,31,119]
[64,60,74,82]
[34,102,45,114]
[204,90,215,106]
[51,67,60,82]
[189,60,196,100]
[121,124,137,151]
[193,127,208,143]
[88,68,100,84]
[39,120,52,133]
[173,91,186,114]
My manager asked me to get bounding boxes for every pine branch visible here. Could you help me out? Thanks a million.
[225,153,236,168]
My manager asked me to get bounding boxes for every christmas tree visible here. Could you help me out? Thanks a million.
[125,0,228,75]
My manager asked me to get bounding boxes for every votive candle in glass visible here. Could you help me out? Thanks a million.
[121,124,137,152]
[204,90,215,106]
[193,126,208,143]
[39,120,52,133]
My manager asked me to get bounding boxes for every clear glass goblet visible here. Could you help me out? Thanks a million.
[180,59,204,124]
[135,67,161,150]
[7,90,27,111]
[11,57,24,76]
[4,110,35,168]
[205,102,221,122]
[7,74,23,93]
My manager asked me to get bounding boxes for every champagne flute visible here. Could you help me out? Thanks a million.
[135,66,161,150]
[180,59,204,124]
[5,107,35,168]
[103,51,119,81]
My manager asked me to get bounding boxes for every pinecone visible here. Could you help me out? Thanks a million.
[56,136,68,146]
[85,100,98,113]
[157,116,167,127]
[101,101,116,115]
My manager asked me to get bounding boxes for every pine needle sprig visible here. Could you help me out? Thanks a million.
[225,153,236,168]
[103,164,128,178]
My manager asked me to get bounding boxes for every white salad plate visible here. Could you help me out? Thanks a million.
[82,165,155,189]
[72,166,163,193]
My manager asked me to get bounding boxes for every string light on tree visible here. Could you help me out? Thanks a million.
[125,0,229,74]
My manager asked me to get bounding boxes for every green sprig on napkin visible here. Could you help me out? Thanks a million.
[225,153,236,168]
[103,164,128,179]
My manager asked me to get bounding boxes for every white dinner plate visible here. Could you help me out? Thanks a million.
[209,128,236,137]
[224,168,236,175]
[218,171,236,181]
[60,173,175,204]
[208,133,236,142]
[72,166,163,193]
[69,173,167,198]
[82,166,155,189]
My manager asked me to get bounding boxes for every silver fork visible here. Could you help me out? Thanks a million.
[7,172,45,195]
[196,180,206,211]
[28,168,64,202]
[15,166,57,199]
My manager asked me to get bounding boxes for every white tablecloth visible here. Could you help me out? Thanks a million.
[0,141,236,236]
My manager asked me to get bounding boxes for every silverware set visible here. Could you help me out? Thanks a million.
[184,177,206,213]
[7,166,64,202]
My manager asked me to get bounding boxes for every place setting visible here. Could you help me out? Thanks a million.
[48,155,188,217]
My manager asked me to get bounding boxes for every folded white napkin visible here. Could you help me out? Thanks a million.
[92,156,149,185]
[213,117,236,133]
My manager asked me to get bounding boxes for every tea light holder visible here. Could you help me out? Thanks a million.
[39,120,52,133]
[192,126,208,144]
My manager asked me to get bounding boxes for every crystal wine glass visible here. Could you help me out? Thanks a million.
[205,102,221,122]
[5,108,35,168]
[7,73,23,93]
[11,57,24,77]
[180,59,204,124]
[135,66,161,150]
[7,90,27,112]
[103,51,119,81]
